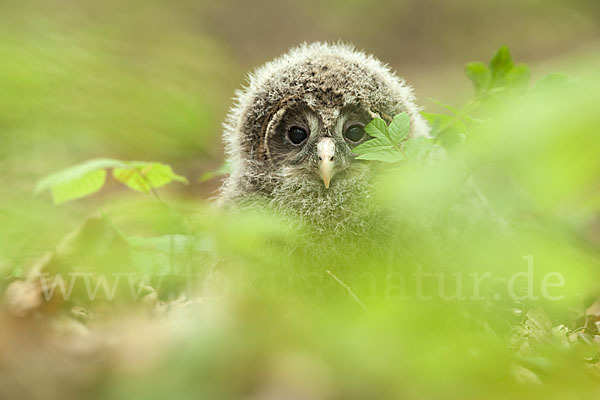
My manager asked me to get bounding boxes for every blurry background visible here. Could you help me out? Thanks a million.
[2,0,599,183]
[1,0,599,271]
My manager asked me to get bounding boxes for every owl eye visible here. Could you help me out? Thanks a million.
[287,126,308,145]
[344,124,365,143]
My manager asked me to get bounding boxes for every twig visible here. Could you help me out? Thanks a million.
[326,270,369,313]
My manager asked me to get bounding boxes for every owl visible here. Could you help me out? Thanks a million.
[218,42,429,234]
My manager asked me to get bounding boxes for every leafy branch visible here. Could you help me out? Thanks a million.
[351,46,564,164]
[352,112,435,163]
[35,159,188,204]
[423,46,532,147]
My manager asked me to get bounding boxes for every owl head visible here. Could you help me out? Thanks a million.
[218,42,429,233]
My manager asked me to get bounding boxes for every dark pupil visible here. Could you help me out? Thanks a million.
[288,127,308,144]
[345,125,365,142]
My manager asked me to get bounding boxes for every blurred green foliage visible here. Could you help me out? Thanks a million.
[2,49,599,400]
[1,1,600,399]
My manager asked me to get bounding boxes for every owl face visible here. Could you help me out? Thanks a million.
[219,43,429,231]
[264,100,373,189]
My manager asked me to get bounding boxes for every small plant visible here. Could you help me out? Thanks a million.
[35,159,188,204]
[352,113,435,163]
[354,46,569,161]
[425,46,531,146]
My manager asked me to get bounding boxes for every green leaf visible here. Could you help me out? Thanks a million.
[51,169,107,204]
[114,162,188,193]
[364,118,388,139]
[352,138,393,155]
[465,62,491,94]
[387,113,410,143]
[489,46,514,83]
[35,158,126,204]
[35,158,125,195]
[356,149,405,163]
[36,159,189,204]
[352,114,412,163]
[505,64,531,89]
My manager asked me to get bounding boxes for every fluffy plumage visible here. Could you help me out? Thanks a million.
[218,42,429,234]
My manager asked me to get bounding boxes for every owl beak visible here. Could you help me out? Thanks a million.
[317,137,336,189]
